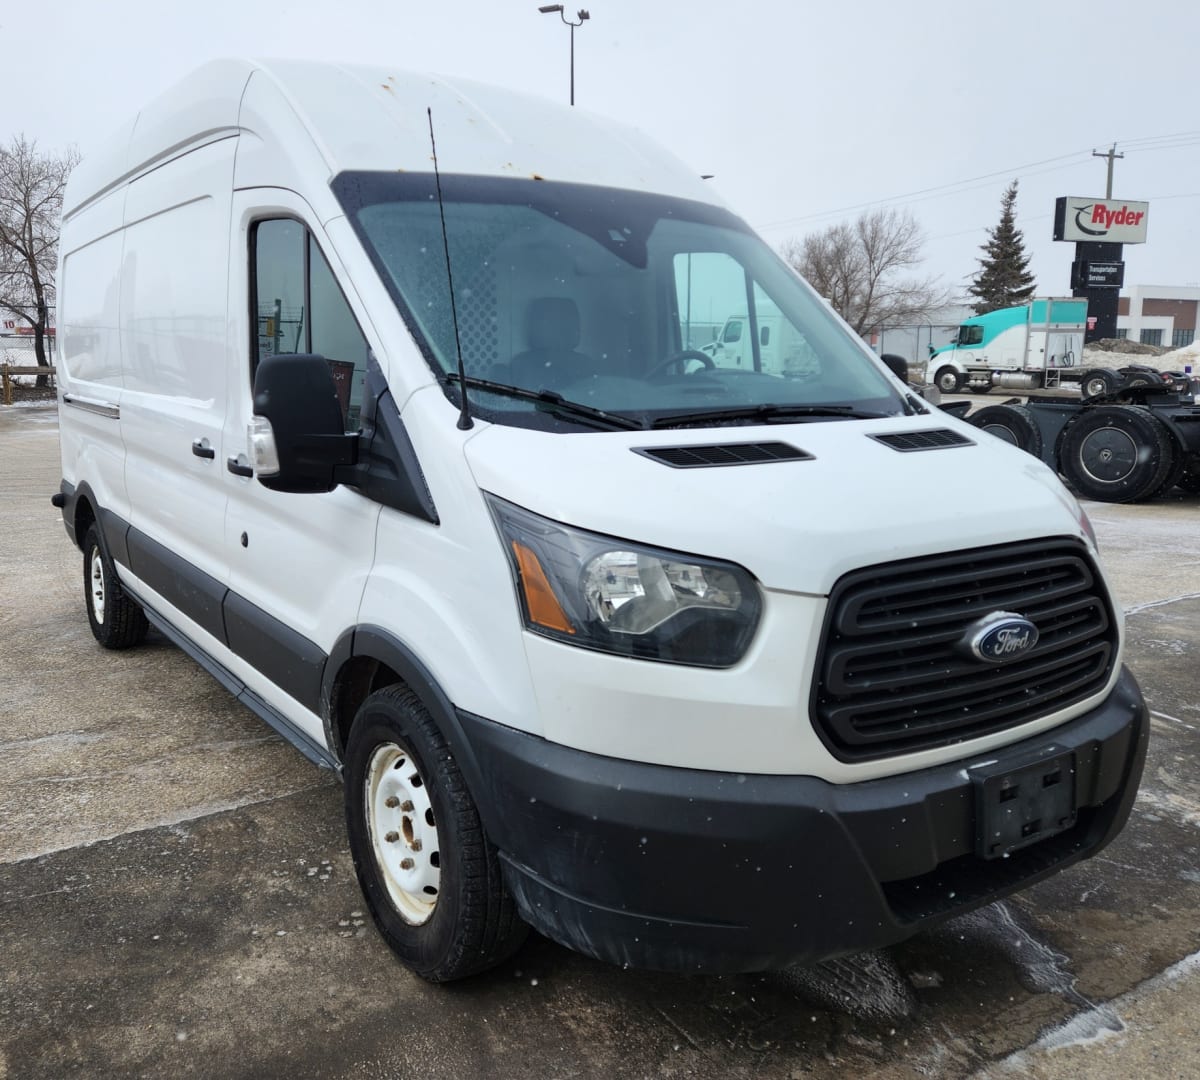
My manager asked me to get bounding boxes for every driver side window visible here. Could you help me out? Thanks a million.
[252,218,370,432]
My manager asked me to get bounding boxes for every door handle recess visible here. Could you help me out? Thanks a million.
[226,456,254,478]
[192,439,216,459]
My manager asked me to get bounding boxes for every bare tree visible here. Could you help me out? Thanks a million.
[0,136,78,385]
[781,208,949,337]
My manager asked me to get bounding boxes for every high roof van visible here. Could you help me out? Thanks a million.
[54,59,1147,981]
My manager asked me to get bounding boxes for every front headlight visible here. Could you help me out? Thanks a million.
[485,495,762,667]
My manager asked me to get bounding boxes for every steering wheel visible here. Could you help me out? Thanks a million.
[647,350,718,379]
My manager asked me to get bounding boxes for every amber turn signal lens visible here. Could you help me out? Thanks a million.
[512,541,576,634]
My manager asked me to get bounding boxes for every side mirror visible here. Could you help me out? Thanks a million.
[880,353,908,382]
[251,353,357,493]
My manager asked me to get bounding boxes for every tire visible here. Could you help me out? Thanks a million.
[1121,372,1158,390]
[1057,406,1175,503]
[968,404,1044,458]
[965,384,991,394]
[83,523,149,649]
[1175,454,1200,494]
[934,366,964,394]
[1081,370,1117,399]
[343,685,528,982]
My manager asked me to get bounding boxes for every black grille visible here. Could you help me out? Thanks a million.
[633,442,812,468]
[812,539,1116,761]
[872,429,974,452]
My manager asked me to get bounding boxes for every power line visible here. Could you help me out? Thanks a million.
[757,149,1092,232]
[758,134,1200,235]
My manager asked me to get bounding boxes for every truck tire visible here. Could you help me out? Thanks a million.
[968,404,1044,458]
[83,523,149,649]
[934,366,964,393]
[1175,454,1200,493]
[1151,443,1189,499]
[1081,370,1117,399]
[343,684,528,981]
[1057,406,1174,503]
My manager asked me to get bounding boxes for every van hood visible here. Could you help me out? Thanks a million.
[463,415,1089,595]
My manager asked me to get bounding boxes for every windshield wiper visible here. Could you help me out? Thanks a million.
[650,403,895,429]
[444,374,645,431]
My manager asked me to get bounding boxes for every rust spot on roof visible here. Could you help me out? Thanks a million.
[380,83,393,92]
[532,173,545,181]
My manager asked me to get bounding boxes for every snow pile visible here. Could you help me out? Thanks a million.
[1083,338,1200,373]
[1159,338,1200,367]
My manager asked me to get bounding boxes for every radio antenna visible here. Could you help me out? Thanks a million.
[427,107,472,430]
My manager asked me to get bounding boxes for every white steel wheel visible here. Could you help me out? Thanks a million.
[365,740,441,925]
[343,684,528,981]
[90,549,107,625]
[82,523,148,650]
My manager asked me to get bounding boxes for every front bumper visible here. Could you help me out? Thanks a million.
[458,666,1148,973]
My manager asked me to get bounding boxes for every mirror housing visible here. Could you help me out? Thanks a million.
[251,353,358,493]
[879,353,908,382]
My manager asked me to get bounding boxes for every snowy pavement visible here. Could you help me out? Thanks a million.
[1,404,1197,1079]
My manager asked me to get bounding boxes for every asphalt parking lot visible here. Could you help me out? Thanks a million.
[2,403,1198,1079]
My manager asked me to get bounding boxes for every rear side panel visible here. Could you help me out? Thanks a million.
[58,184,129,531]
[119,137,237,593]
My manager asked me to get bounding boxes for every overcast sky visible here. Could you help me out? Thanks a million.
[12,0,1200,297]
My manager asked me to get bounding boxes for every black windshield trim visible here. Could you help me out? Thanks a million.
[333,171,750,235]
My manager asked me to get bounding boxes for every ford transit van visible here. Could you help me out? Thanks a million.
[55,59,1147,981]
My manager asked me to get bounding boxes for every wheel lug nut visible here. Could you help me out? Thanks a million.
[400,800,414,812]
[400,858,415,870]
[384,831,399,843]
[385,796,399,808]
[410,840,422,852]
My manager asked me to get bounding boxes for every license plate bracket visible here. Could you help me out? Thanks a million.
[972,747,1077,860]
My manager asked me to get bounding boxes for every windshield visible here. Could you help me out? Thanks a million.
[333,173,906,430]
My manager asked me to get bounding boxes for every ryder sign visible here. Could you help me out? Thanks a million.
[1054,197,1150,244]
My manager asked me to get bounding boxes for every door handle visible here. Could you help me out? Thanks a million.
[192,439,216,460]
[226,456,254,478]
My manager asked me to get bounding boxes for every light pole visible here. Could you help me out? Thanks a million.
[538,5,590,106]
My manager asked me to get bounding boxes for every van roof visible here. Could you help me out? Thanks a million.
[64,58,719,217]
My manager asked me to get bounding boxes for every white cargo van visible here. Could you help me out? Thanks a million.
[55,60,1148,981]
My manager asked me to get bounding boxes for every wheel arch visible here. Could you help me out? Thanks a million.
[65,482,98,552]
[321,626,488,808]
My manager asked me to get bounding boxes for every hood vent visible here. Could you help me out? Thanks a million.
[634,441,813,469]
[871,429,974,452]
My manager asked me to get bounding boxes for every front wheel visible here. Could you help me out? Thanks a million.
[343,685,527,981]
[934,366,964,394]
[83,523,148,649]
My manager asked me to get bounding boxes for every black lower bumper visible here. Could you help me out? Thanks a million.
[457,666,1148,973]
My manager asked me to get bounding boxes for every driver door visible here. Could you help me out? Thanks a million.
[220,191,382,742]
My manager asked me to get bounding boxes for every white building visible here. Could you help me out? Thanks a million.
[1117,285,1198,347]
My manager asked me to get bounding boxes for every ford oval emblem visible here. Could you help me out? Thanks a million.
[961,612,1039,664]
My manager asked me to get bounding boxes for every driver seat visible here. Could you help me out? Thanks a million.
[510,297,597,388]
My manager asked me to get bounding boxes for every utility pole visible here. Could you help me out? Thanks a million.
[1070,144,1126,342]
[1092,143,1124,199]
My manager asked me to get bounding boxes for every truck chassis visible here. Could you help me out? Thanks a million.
[964,390,1200,503]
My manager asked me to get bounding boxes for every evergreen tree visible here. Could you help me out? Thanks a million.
[968,180,1036,314]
